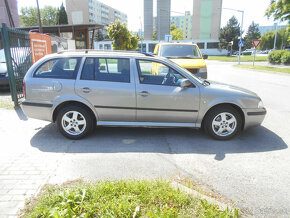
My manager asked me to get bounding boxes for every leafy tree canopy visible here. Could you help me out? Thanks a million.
[260,27,289,50]
[265,0,290,22]
[170,24,183,40]
[107,21,139,50]
[20,6,59,26]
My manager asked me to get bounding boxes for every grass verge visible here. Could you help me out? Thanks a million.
[208,56,268,62]
[20,180,239,217]
[0,101,14,109]
[234,65,290,74]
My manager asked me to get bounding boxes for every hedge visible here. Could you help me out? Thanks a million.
[268,50,290,64]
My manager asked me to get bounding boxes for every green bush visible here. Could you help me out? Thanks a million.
[268,50,288,64]
[281,51,290,64]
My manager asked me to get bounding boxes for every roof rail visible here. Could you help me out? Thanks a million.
[57,49,154,56]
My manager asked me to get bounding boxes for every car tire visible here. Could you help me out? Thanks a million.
[204,105,242,140]
[56,105,94,140]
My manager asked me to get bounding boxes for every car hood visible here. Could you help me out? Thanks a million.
[207,80,258,97]
[169,58,206,69]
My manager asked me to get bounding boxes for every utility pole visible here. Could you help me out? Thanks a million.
[3,0,15,27]
[273,23,278,49]
[36,0,43,33]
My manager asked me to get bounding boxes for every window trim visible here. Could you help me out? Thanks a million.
[80,57,131,83]
[136,59,191,87]
[33,57,82,79]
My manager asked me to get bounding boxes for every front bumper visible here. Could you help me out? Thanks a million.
[243,107,267,129]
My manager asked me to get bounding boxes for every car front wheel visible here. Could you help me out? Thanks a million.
[204,105,242,140]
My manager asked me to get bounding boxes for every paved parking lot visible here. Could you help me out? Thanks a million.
[0,61,289,217]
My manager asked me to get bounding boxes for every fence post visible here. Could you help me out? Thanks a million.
[1,23,18,106]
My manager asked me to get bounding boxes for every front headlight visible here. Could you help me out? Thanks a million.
[199,67,207,73]
[258,100,264,109]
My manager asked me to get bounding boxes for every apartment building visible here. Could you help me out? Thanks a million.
[170,11,192,40]
[66,0,127,27]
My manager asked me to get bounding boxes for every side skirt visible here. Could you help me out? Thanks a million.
[97,121,201,128]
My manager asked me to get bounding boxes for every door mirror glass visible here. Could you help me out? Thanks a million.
[203,54,208,59]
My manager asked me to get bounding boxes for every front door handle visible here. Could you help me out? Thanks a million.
[138,91,149,97]
[81,87,91,93]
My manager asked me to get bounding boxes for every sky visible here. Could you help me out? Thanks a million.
[17,0,287,34]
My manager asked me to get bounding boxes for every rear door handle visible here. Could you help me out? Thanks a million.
[81,87,91,93]
[138,91,149,96]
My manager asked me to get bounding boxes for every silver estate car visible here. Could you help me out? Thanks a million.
[21,51,266,140]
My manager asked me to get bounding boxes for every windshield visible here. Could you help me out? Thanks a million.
[0,49,6,63]
[160,44,202,59]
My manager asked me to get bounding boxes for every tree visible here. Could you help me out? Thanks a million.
[219,16,241,51]
[107,21,139,50]
[244,22,261,49]
[41,6,58,25]
[57,3,68,25]
[170,24,183,40]
[20,6,58,26]
[20,7,38,26]
[265,0,290,22]
[260,27,289,50]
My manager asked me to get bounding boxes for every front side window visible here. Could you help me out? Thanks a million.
[137,60,185,86]
[81,58,130,83]
[34,58,81,79]
[160,44,201,59]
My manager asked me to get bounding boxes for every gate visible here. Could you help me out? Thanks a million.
[1,23,33,106]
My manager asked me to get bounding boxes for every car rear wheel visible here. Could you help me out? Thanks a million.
[57,105,93,139]
[204,105,242,140]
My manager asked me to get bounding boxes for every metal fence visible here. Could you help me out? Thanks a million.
[1,23,33,106]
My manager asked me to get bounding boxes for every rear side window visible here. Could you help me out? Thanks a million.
[34,58,81,79]
[81,58,130,83]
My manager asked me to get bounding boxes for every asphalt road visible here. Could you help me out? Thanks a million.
[0,61,289,217]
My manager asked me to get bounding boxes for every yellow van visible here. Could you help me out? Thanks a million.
[153,42,208,79]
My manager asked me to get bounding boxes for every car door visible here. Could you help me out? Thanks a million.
[75,57,136,122]
[135,59,199,124]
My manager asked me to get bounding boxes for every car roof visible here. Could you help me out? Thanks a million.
[158,42,197,46]
[43,50,168,61]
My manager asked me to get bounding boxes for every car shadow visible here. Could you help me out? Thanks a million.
[30,124,288,160]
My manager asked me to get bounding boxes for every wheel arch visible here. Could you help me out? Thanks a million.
[52,100,97,123]
[201,103,245,130]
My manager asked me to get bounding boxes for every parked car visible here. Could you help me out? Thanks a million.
[153,42,208,79]
[21,51,266,140]
[242,49,255,55]
[0,48,31,89]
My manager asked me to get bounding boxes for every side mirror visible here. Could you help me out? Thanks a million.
[203,54,208,59]
[180,79,192,88]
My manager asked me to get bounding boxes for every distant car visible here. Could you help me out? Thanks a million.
[0,48,31,89]
[232,50,239,55]
[21,50,266,140]
[153,42,208,79]
[242,49,255,55]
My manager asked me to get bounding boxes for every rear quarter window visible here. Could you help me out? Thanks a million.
[34,57,82,79]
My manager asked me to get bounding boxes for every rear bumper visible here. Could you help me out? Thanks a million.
[243,108,266,129]
[21,100,53,121]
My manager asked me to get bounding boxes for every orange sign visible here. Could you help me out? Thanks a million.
[30,32,52,63]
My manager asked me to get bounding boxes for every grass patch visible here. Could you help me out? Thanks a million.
[0,101,14,109]
[234,65,290,74]
[208,56,268,62]
[20,180,239,217]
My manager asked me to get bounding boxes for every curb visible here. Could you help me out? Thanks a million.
[171,181,233,211]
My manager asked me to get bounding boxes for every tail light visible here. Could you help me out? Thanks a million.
[23,81,26,99]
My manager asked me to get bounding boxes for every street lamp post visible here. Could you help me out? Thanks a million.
[222,8,244,65]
